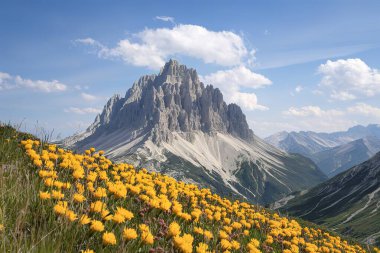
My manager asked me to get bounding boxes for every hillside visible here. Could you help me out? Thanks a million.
[0,125,378,252]
[62,60,326,205]
[276,153,380,247]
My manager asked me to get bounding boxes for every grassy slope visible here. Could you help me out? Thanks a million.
[0,125,99,252]
[0,125,377,252]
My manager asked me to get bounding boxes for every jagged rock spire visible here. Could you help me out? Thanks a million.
[88,59,254,143]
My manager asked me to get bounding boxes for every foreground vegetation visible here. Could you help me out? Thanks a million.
[0,125,379,253]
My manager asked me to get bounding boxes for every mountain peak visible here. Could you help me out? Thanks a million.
[63,61,326,205]
[157,59,199,85]
[80,60,253,144]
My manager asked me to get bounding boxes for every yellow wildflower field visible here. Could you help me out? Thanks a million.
[18,139,379,253]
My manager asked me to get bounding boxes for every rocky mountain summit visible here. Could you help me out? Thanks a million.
[63,59,326,204]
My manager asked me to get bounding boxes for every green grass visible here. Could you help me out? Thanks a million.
[0,125,92,252]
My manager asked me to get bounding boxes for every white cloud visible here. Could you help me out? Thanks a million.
[64,107,101,114]
[201,66,271,111]
[275,105,355,135]
[0,71,67,92]
[230,92,268,111]
[312,89,323,95]
[74,85,89,90]
[283,106,344,117]
[81,92,97,101]
[347,103,380,118]
[330,90,356,101]
[75,38,97,45]
[76,24,252,69]
[295,85,303,93]
[291,85,303,96]
[155,16,175,23]
[318,58,380,100]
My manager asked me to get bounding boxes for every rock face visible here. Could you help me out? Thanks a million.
[63,59,326,205]
[276,152,380,246]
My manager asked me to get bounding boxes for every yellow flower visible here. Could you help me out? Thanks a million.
[53,202,67,215]
[80,250,94,253]
[90,220,104,232]
[139,224,154,245]
[173,233,194,253]
[0,224,4,232]
[168,221,181,237]
[73,169,85,179]
[219,230,229,239]
[116,207,134,220]
[33,159,43,167]
[73,193,86,203]
[141,231,154,245]
[51,190,64,200]
[112,213,125,224]
[39,191,51,200]
[101,210,113,221]
[65,210,77,222]
[90,201,106,213]
[123,228,137,240]
[249,238,260,248]
[231,240,240,250]
[265,235,273,244]
[93,187,108,198]
[79,215,91,225]
[102,231,117,245]
[203,230,213,240]
[196,242,210,253]
[220,239,232,250]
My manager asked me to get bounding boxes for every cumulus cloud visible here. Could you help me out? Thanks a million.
[64,107,101,114]
[201,66,271,111]
[0,71,67,92]
[81,92,97,101]
[76,24,252,69]
[318,58,380,100]
[155,16,175,23]
[283,106,344,117]
[347,103,380,118]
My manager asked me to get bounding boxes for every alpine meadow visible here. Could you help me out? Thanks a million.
[1,1,380,252]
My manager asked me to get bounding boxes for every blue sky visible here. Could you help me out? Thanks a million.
[1,1,380,138]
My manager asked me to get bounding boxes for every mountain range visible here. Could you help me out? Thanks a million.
[62,59,326,205]
[265,125,380,177]
[275,151,380,246]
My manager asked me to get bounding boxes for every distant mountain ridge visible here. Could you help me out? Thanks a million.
[265,125,380,157]
[313,135,380,177]
[275,152,380,246]
[62,59,326,204]
[265,125,380,177]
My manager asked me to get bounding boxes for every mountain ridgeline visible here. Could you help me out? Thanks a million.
[63,60,326,205]
[265,126,380,177]
[276,152,380,246]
